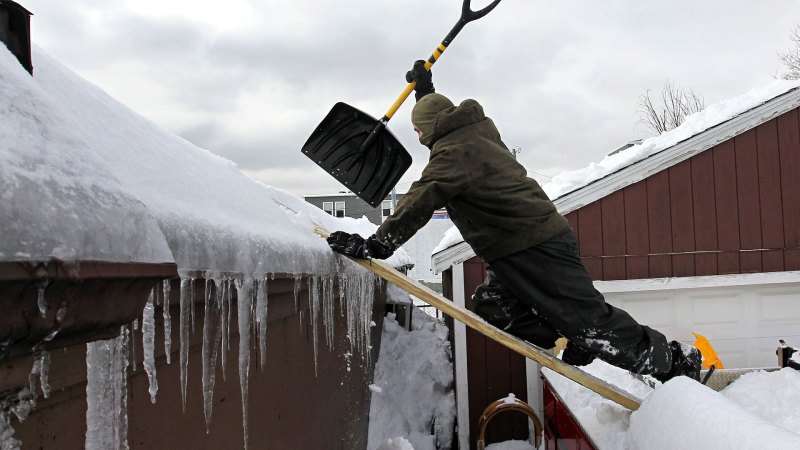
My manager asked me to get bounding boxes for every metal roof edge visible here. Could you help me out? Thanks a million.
[432,241,476,273]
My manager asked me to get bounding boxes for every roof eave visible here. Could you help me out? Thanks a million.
[553,87,800,215]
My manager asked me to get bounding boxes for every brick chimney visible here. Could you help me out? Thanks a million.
[0,0,32,75]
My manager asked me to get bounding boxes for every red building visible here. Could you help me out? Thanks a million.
[433,82,800,449]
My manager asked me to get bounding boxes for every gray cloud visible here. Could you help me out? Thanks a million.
[22,0,800,196]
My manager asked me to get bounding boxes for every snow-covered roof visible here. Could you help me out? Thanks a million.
[432,79,800,270]
[0,45,411,274]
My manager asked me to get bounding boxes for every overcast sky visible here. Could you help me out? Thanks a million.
[22,0,800,197]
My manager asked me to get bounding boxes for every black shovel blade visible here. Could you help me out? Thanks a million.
[302,102,412,208]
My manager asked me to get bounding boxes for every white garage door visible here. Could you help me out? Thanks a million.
[595,272,800,369]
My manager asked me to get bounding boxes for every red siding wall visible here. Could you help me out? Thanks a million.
[460,258,530,447]
[565,107,800,281]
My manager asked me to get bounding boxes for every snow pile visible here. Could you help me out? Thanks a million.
[545,359,800,449]
[542,359,655,449]
[485,441,535,450]
[431,225,465,255]
[431,79,800,255]
[368,290,455,450]
[626,376,800,449]
[721,368,800,434]
[0,44,411,273]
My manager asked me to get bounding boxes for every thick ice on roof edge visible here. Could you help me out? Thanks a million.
[0,45,411,274]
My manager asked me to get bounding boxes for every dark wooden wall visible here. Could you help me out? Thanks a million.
[5,275,384,449]
[566,107,800,281]
[460,258,529,447]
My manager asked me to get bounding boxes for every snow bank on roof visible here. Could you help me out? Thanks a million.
[626,376,800,449]
[430,224,463,256]
[542,79,800,200]
[721,368,800,433]
[0,45,410,273]
[542,360,655,449]
[546,361,800,449]
[432,78,800,256]
[0,47,172,263]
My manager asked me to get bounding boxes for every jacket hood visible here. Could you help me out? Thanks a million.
[411,93,455,147]
[428,99,486,145]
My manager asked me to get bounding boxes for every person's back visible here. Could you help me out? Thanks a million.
[420,96,568,262]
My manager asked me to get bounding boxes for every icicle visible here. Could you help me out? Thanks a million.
[202,277,223,433]
[236,278,253,450]
[142,290,158,404]
[322,276,334,350]
[162,280,172,365]
[293,275,301,312]
[308,277,321,376]
[340,272,378,362]
[190,276,196,334]
[220,278,230,382]
[29,349,51,398]
[36,281,48,318]
[130,319,138,372]
[0,407,21,449]
[255,277,268,370]
[179,276,192,412]
[85,327,129,450]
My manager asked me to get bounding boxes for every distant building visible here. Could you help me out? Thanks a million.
[305,192,452,289]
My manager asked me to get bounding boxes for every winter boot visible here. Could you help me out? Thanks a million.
[561,342,596,367]
[653,341,701,383]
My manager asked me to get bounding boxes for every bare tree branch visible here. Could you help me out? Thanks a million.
[779,25,800,80]
[638,81,705,135]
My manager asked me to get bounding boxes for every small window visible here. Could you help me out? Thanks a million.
[322,202,333,215]
[334,201,346,218]
[381,200,393,221]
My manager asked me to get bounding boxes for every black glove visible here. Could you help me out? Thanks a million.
[405,59,435,101]
[327,231,395,260]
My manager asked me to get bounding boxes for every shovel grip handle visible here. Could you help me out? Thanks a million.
[383,0,502,121]
[383,44,445,120]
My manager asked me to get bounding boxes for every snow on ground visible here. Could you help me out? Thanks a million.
[368,287,455,450]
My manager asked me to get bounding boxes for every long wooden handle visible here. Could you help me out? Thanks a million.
[317,226,642,410]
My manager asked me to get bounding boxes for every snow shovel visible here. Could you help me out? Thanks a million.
[301,0,502,208]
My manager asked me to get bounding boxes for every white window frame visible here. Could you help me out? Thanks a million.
[322,201,334,215]
[381,200,394,221]
[334,201,346,218]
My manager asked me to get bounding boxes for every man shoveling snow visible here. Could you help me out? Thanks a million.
[328,62,701,383]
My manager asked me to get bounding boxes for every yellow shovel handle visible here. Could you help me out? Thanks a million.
[383,43,447,120]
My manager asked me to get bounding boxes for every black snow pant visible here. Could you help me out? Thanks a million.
[473,228,672,376]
